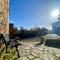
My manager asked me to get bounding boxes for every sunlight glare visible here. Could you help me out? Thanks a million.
[51,9,59,18]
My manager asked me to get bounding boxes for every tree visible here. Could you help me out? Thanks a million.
[40,27,48,36]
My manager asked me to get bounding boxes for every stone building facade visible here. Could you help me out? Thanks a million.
[0,0,9,35]
[52,15,60,35]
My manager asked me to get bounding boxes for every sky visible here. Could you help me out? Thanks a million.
[9,0,60,30]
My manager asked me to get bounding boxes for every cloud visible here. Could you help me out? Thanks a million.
[39,25,52,30]
[9,20,15,23]
[45,26,52,30]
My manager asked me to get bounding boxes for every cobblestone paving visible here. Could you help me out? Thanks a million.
[17,43,60,60]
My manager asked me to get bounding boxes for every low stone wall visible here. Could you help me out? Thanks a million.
[45,39,60,48]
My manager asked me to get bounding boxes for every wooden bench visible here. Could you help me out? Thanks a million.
[0,34,7,52]
[0,34,22,58]
[9,38,22,58]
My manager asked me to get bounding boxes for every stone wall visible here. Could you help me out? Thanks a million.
[0,0,9,35]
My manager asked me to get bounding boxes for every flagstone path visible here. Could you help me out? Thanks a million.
[16,43,60,60]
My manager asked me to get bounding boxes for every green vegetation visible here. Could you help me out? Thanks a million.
[14,27,48,39]
[0,48,17,60]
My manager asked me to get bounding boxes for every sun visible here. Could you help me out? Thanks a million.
[51,9,59,18]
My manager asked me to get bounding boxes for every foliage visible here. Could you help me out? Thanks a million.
[40,27,48,36]
[0,48,17,60]
[9,23,49,39]
[14,27,48,39]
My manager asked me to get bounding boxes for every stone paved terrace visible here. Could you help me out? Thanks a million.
[15,41,60,60]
